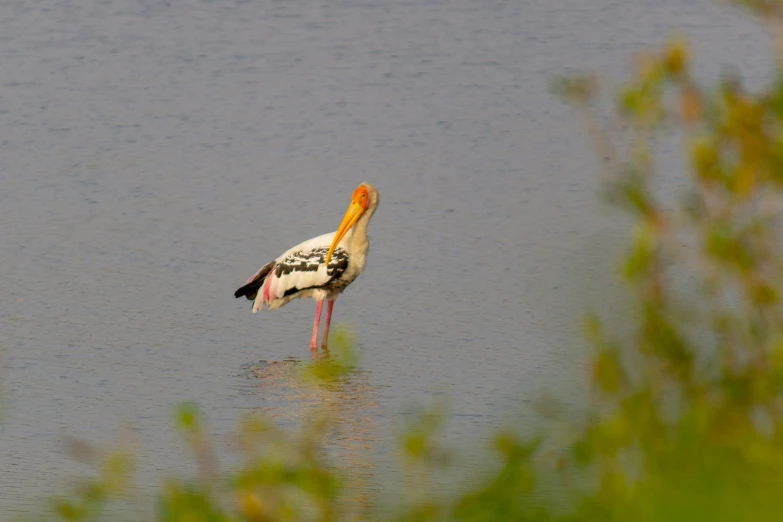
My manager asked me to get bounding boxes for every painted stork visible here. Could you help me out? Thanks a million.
[234,183,380,352]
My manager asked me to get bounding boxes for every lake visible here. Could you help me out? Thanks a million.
[0,0,771,516]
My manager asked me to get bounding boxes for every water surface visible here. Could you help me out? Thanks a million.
[0,0,771,516]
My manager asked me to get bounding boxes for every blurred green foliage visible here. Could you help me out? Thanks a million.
[299,329,360,384]
[549,2,783,519]
[21,2,783,521]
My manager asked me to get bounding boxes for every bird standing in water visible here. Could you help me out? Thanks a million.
[234,183,380,352]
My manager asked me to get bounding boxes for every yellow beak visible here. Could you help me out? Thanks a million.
[326,201,365,266]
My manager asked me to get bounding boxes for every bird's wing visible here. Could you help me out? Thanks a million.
[234,261,276,300]
[234,230,354,311]
[253,245,349,312]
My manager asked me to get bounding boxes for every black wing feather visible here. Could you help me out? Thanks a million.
[234,261,275,300]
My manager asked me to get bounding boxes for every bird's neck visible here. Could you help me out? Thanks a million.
[349,209,373,254]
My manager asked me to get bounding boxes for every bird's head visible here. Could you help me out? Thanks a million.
[326,183,378,265]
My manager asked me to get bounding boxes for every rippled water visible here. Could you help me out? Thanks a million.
[0,0,772,516]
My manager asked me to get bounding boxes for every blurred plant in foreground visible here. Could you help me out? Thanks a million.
[299,329,360,385]
[42,332,363,522]
[167,403,340,522]
[545,3,783,520]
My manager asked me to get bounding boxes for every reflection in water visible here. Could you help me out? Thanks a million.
[243,354,382,516]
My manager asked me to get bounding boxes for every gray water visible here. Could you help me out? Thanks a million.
[0,0,772,517]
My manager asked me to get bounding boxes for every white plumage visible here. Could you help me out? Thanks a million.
[235,183,379,352]
[250,230,352,312]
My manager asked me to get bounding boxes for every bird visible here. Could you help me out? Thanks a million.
[234,183,380,352]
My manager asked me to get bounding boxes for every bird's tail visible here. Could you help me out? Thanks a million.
[234,261,275,301]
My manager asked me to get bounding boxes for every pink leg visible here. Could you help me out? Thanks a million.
[321,300,336,349]
[310,300,323,352]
